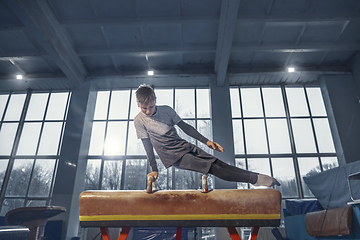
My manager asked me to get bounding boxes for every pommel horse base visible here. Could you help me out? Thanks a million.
[79,188,281,240]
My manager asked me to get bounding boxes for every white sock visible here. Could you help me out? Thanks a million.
[254,174,274,187]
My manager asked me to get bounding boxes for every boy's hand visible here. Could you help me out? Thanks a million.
[147,171,158,182]
[206,141,224,152]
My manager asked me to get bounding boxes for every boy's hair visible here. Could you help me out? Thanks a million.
[135,84,156,105]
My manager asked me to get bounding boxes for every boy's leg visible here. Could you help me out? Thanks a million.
[208,159,280,187]
[174,147,280,187]
[211,159,258,176]
[208,159,258,183]
[172,148,217,175]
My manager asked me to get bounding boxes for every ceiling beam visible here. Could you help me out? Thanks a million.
[56,13,360,28]
[227,66,351,74]
[2,42,359,60]
[214,0,240,86]
[77,46,216,56]
[72,43,360,56]
[231,43,360,52]
[61,16,218,27]
[0,66,348,80]
[3,0,87,85]
[1,13,358,32]
[0,54,48,61]
[241,13,360,23]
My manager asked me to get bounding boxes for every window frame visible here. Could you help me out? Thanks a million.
[0,90,71,213]
[230,84,338,198]
[86,87,213,191]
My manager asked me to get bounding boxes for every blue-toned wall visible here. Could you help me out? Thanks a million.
[320,73,360,165]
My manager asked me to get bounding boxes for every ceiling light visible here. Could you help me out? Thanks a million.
[16,75,23,80]
[148,70,154,76]
[288,67,295,73]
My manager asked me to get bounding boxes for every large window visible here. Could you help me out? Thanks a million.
[0,91,71,215]
[230,85,338,198]
[85,87,213,239]
[86,87,213,192]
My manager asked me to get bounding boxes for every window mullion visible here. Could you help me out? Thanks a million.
[0,90,32,209]
[238,87,246,156]
[238,87,248,171]
[120,89,133,190]
[303,86,323,171]
[35,122,45,156]
[237,87,250,188]
[99,91,112,190]
[24,159,37,205]
[35,91,52,156]
[43,91,52,121]
[0,94,11,199]
[0,93,11,126]
[260,87,273,177]
[172,88,176,190]
[282,85,304,198]
[98,160,105,190]
[57,91,70,155]
[48,158,59,201]
[194,88,199,189]
[10,91,32,157]
[103,90,112,156]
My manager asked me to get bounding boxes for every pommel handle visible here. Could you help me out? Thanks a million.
[202,175,208,193]
[146,176,154,193]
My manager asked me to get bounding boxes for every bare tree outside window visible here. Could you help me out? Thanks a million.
[28,159,56,197]
[85,160,101,190]
[5,159,34,197]
[124,159,147,190]
[0,160,9,192]
[102,160,123,190]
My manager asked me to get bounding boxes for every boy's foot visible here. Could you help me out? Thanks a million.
[272,178,281,187]
[254,174,281,187]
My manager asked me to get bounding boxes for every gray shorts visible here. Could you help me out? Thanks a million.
[172,144,217,174]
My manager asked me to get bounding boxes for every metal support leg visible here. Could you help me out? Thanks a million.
[117,227,131,240]
[100,227,112,240]
[227,227,241,240]
[249,227,259,240]
[175,227,182,240]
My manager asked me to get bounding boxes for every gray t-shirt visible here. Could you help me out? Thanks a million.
[134,105,193,168]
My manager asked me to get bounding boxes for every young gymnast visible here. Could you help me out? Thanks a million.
[134,84,280,187]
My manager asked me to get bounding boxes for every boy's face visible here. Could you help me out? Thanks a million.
[139,101,156,116]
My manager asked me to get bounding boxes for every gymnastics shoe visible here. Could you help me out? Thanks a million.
[254,174,281,187]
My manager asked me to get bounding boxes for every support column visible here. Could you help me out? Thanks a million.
[209,74,235,240]
[352,56,360,94]
[319,74,360,165]
[50,82,97,240]
[209,74,236,189]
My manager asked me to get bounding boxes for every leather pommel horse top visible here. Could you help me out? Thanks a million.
[79,189,281,228]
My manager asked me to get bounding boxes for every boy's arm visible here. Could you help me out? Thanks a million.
[141,138,158,180]
[177,120,224,152]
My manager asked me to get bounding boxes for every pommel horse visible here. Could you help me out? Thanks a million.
[79,176,281,240]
